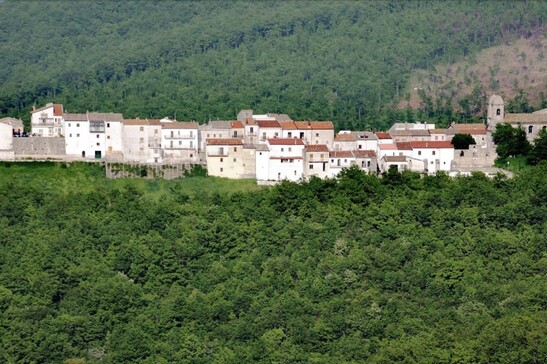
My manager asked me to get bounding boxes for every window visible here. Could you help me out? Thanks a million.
[107,136,110,139]
[139,147,144,151]
[96,142,100,146]
[139,137,144,143]
[289,147,292,152]
[220,168,223,172]
[281,148,284,152]
[234,147,237,152]
[262,132,266,139]
[220,158,223,162]
[107,123,110,128]
[435,136,438,140]
[315,133,319,137]
[190,141,193,148]
[178,141,182,145]
[418,151,422,156]
[68,123,71,127]
[320,154,324,158]
[76,133,80,137]
[294,170,297,175]
[250,127,254,133]
[310,153,314,159]
[233,158,236,162]
[190,131,193,137]
[96,134,100,138]
[275,132,279,137]
[528,125,533,134]
[496,108,501,116]
[207,134,210,138]
[190,154,193,158]
[309,164,313,169]
[288,132,292,137]
[69,133,72,137]
[359,144,362,149]
[76,123,80,127]
[432,151,436,155]
[140,126,144,132]
[259,152,262,155]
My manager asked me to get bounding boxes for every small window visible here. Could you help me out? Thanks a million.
[207,134,210,138]
[281,148,284,152]
[76,123,80,127]
[289,147,292,152]
[233,158,236,162]
[69,133,72,137]
[96,134,100,138]
[288,132,292,137]
[140,126,144,132]
[496,108,501,116]
[309,164,313,169]
[179,141,182,145]
[315,133,319,137]
[77,133,80,137]
[234,147,237,152]
[418,151,422,156]
[250,127,254,133]
[96,142,100,146]
[220,158,223,162]
[310,153,314,159]
[68,123,71,127]
[320,154,323,158]
[220,168,223,172]
[139,137,144,143]
[107,123,110,128]
[259,152,262,155]
[432,151,436,155]
[190,154,193,158]
[528,125,533,134]
[107,136,110,139]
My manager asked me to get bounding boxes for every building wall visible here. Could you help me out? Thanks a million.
[0,123,13,150]
[206,145,255,179]
[13,137,66,156]
[31,106,63,137]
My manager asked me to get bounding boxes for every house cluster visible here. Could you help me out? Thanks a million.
[1,94,546,181]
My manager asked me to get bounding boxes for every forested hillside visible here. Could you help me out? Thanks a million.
[0,162,546,363]
[0,1,545,130]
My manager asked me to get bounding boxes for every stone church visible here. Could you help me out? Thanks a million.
[487,94,547,142]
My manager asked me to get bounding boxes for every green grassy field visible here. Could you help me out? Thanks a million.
[0,161,262,199]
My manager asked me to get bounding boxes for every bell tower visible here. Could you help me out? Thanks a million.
[487,95,504,132]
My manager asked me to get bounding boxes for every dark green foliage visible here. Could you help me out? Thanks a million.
[492,123,531,161]
[452,133,476,149]
[0,1,545,130]
[1,163,546,363]
[527,129,547,165]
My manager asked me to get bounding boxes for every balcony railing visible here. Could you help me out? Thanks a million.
[164,134,195,139]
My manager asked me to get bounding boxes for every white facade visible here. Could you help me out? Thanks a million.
[161,122,199,162]
[123,119,162,163]
[304,145,330,179]
[408,141,454,173]
[206,139,255,179]
[264,138,305,182]
[31,103,64,137]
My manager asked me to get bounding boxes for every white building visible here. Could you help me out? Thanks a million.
[206,138,255,179]
[122,118,162,163]
[294,121,335,147]
[161,121,199,162]
[304,144,330,179]
[262,138,305,182]
[407,141,454,173]
[31,103,64,137]
[64,112,124,159]
[0,121,14,160]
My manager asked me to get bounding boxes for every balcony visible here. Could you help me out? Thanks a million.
[164,134,195,139]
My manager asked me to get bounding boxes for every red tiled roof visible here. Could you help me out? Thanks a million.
[396,142,413,150]
[63,113,87,121]
[305,144,329,152]
[505,113,547,123]
[334,133,356,141]
[161,121,198,129]
[410,141,453,149]
[267,138,304,145]
[32,103,64,115]
[230,121,244,129]
[206,138,243,146]
[294,121,334,130]
[245,117,256,125]
[279,121,298,130]
[124,118,149,125]
[353,150,376,158]
[379,143,398,150]
[429,129,447,134]
[375,132,392,139]
[256,120,281,128]
[330,151,354,158]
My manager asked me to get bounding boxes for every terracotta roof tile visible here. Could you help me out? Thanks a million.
[256,120,281,128]
[305,144,329,152]
[124,119,149,125]
[63,113,88,121]
[334,133,356,141]
[161,121,198,129]
[410,141,453,149]
[230,121,244,129]
[353,150,376,158]
[267,138,304,145]
[279,121,298,130]
[294,121,334,130]
[396,142,413,150]
[330,151,354,158]
[375,132,392,139]
[206,138,243,146]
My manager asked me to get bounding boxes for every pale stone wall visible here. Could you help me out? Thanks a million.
[13,137,66,156]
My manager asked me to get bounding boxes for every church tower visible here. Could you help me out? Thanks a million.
[487,95,504,132]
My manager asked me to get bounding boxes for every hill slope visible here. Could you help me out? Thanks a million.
[0,1,545,130]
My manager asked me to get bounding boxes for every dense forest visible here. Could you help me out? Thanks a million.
[0,162,546,363]
[0,1,546,129]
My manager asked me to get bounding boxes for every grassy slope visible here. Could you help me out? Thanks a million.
[0,162,261,200]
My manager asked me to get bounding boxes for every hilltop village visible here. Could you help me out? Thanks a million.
[1,95,546,182]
